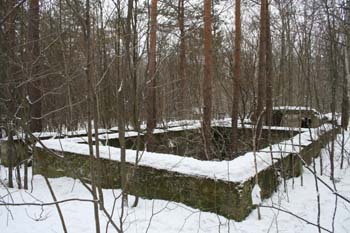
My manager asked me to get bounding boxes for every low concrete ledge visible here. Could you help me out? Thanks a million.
[34,147,278,221]
[33,125,339,221]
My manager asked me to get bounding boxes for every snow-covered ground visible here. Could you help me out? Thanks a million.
[33,124,330,184]
[1,132,350,233]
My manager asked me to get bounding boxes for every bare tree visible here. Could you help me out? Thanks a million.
[253,0,268,142]
[202,0,213,160]
[146,0,158,147]
[341,0,350,169]
[178,0,186,119]
[84,0,101,231]
[4,0,17,189]
[231,0,241,156]
[27,0,42,132]
[265,2,273,127]
[324,0,338,181]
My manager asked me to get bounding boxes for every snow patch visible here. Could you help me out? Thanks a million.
[251,184,262,205]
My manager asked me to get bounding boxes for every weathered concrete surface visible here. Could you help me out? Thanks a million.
[34,147,278,221]
[0,141,27,167]
[33,127,339,221]
[102,127,297,160]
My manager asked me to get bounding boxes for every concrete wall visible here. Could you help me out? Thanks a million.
[33,127,339,221]
[0,141,27,167]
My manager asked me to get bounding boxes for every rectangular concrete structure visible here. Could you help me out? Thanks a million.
[33,125,338,221]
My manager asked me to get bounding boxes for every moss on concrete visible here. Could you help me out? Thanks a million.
[33,127,339,221]
[0,141,28,167]
[34,146,279,221]
[103,127,297,160]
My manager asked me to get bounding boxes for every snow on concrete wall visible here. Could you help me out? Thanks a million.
[33,124,337,220]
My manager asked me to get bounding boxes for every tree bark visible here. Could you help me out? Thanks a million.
[277,0,286,106]
[7,128,14,188]
[202,0,213,160]
[341,6,350,168]
[325,0,337,181]
[28,0,42,132]
[342,48,349,130]
[341,4,350,131]
[125,0,134,126]
[178,0,187,119]
[254,0,268,139]
[131,0,139,130]
[231,0,241,156]
[146,0,158,148]
[16,162,22,189]
[4,0,16,189]
[85,0,101,231]
[93,96,104,209]
[120,0,131,210]
[265,3,273,127]
[286,3,293,105]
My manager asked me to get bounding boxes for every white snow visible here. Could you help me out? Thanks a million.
[1,131,350,233]
[64,128,110,136]
[34,123,333,184]
[0,129,111,142]
[323,112,342,125]
[272,105,320,113]
[252,184,262,205]
[0,131,60,141]
[98,131,141,140]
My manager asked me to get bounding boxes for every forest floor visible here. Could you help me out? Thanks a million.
[0,132,350,233]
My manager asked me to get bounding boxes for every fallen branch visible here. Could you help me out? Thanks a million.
[260,205,332,233]
[0,198,97,206]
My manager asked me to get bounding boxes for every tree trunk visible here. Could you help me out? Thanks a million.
[7,128,14,188]
[341,4,350,131]
[120,0,132,209]
[342,49,349,130]
[254,0,268,139]
[131,0,139,130]
[4,0,16,189]
[146,0,158,148]
[28,0,42,132]
[341,14,350,168]
[265,3,273,127]
[85,0,101,231]
[286,4,293,106]
[325,0,337,181]
[202,0,213,160]
[178,0,187,119]
[24,159,28,190]
[118,81,127,198]
[16,162,22,189]
[231,0,241,156]
[278,1,286,106]
[125,0,133,126]
[93,95,104,209]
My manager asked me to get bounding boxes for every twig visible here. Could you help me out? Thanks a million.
[260,205,332,233]
[44,176,68,233]
[0,198,98,206]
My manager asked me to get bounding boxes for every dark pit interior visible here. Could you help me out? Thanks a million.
[100,127,298,160]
